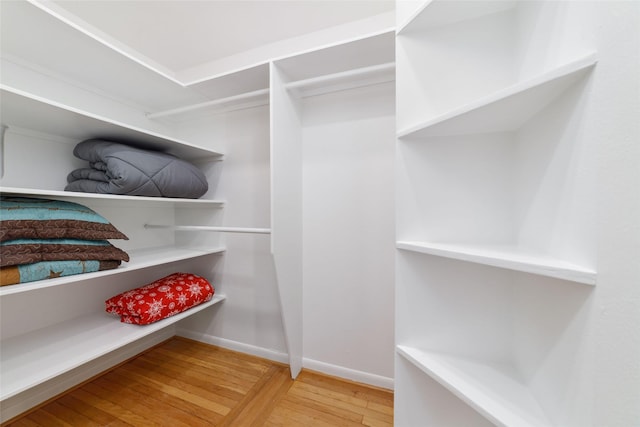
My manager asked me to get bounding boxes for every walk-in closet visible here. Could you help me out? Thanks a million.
[1,1,638,426]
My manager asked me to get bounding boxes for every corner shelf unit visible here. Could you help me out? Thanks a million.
[395,1,598,426]
[0,294,226,401]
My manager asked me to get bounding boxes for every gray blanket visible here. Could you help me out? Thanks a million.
[65,139,208,199]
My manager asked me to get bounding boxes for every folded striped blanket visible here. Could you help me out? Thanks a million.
[0,260,121,286]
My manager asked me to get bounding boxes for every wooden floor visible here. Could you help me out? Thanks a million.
[4,337,393,426]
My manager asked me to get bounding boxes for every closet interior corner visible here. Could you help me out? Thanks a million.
[1,0,638,425]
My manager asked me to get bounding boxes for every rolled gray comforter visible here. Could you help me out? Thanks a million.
[65,139,208,199]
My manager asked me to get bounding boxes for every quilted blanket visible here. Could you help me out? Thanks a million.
[0,238,130,267]
[65,139,209,199]
[0,260,121,286]
[105,272,214,325]
[0,195,128,242]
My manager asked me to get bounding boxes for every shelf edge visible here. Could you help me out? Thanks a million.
[396,52,598,139]
[396,241,596,285]
[0,85,224,158]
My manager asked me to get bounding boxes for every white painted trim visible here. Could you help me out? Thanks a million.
[175,329,290,365]
[0,329,173,423]
[302,358,394,390]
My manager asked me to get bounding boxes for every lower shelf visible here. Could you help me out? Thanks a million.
[0,294,226,401]
[396,241,596,285]
[0,246,226,296]
[396,345,551,427]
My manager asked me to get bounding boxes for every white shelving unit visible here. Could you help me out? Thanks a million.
[0,294,226,401]
[395,1,600,425]
[0,3,231,419]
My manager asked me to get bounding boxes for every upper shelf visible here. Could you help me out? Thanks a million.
[275,30,395,86]
[0,86,223,160]
[0,0,208,112]
[397,53,598,139]
[285,62,395,98]
[0,187,225,207]
[397,0,518,35]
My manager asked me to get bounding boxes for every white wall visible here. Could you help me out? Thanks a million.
[301,82,395,386]
[588,1,640,424]
[177,105,288,361]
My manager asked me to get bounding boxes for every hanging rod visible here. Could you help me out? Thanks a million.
[0,125,7,179]
[145,224,271,234]
[285,62,395,91]
[146,88,270,119]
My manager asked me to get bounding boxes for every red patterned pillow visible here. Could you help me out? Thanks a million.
[106,272,214,325]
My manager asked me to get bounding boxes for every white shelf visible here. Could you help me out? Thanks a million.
[0,246,226,296]
[396,345,552,427]
[397,53,597,139]
[146,88,270,120]
[0,86,223,161]
[397,241,596,285]
[0,294,226,400]
[285,62,395,98]
[397,0,518,35]
[274,30,395,86]
[0,186,225,207]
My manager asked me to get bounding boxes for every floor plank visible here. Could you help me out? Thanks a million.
[3,337,393,426]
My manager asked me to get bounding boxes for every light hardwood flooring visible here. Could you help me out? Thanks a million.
[4,337,393,426]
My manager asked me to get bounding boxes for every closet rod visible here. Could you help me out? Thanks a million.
[145,224,271,234]
[285,62,395,91]
[146,88,270,119]
[0,125,7,178]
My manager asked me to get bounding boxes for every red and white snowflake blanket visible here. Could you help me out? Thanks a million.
[106,272,214,325]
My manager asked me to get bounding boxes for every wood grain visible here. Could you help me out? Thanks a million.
[3,337,393,426]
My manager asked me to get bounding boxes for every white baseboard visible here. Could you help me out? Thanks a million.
[0,329,173,423]
[175,328,290,365]
[175,329,394,390]
[302,357,394,390]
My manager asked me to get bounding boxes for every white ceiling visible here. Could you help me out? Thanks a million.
[51,0,395,74]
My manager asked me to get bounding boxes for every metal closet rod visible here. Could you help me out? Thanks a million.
[146,88,270,119]
[144,224,271,234]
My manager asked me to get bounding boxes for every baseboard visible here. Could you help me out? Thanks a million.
[0,328,174,424]
[175,328,290,365]
[302,357,394,390]
[174,329,394,390]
